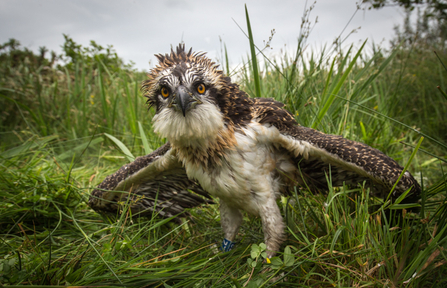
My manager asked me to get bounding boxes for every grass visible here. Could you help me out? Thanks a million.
[1,9,447,287]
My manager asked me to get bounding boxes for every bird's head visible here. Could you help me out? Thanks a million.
[142,44,232,147]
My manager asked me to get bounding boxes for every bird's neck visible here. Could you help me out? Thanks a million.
[172,124,237,169]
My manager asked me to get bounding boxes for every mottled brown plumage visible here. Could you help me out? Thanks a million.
[89,143,212,218]
[89,44,420,256]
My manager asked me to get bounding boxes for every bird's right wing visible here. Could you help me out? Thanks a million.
[89,143,211,218]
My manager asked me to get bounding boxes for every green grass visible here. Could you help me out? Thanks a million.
[1,11,447,286]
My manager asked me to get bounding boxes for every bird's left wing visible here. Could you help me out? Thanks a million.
[253,98,421,204]
[89,143,211,218]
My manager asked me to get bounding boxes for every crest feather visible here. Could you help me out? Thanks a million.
[142,44,225,111]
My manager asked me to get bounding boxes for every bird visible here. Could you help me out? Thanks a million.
[89,44,421,258]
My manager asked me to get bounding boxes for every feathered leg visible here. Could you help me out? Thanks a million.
[258,196,286,258]
[219,200,243,251]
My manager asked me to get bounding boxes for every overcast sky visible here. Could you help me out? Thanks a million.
[0,0,408,71]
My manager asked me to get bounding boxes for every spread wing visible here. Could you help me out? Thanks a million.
[253,98,421,204]
[89,143,211,218]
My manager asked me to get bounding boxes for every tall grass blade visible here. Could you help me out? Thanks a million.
[125,81,138,135]
[245,4,261,98]
[1,135,58,158]
[386,136,424,204]
[138,121,152,154]
[224,43,230,76]
[351,45,399,98]
[434,51,447,73]
[57,137,103,161]
[312,40,367,129]
[104,133,135,162]
[438,86,447,101]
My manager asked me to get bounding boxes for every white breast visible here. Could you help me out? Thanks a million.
[184,122,295,216]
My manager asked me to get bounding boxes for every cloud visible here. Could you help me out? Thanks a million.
[0,0,405,71]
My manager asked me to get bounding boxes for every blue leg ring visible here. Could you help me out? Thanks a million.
[220,238,235,252]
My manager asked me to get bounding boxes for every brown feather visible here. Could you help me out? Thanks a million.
[89,143,211,218]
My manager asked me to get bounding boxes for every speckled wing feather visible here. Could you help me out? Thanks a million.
[253,101,421,203]
[89,143,211,218]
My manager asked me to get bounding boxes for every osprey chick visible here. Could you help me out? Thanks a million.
[90,44,420,257]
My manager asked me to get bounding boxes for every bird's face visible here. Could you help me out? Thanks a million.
[143,45,228,147]
[153,63,213,117]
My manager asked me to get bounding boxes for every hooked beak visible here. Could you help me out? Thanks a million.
[173,86,199,117]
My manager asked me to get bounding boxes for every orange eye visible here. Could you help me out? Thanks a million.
[197,84,206,94]
[161,87,170,98]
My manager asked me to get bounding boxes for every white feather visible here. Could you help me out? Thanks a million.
[182,122,291,216]
[152,99,224,148]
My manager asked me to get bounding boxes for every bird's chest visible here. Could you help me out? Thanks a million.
[177,132,279,213]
